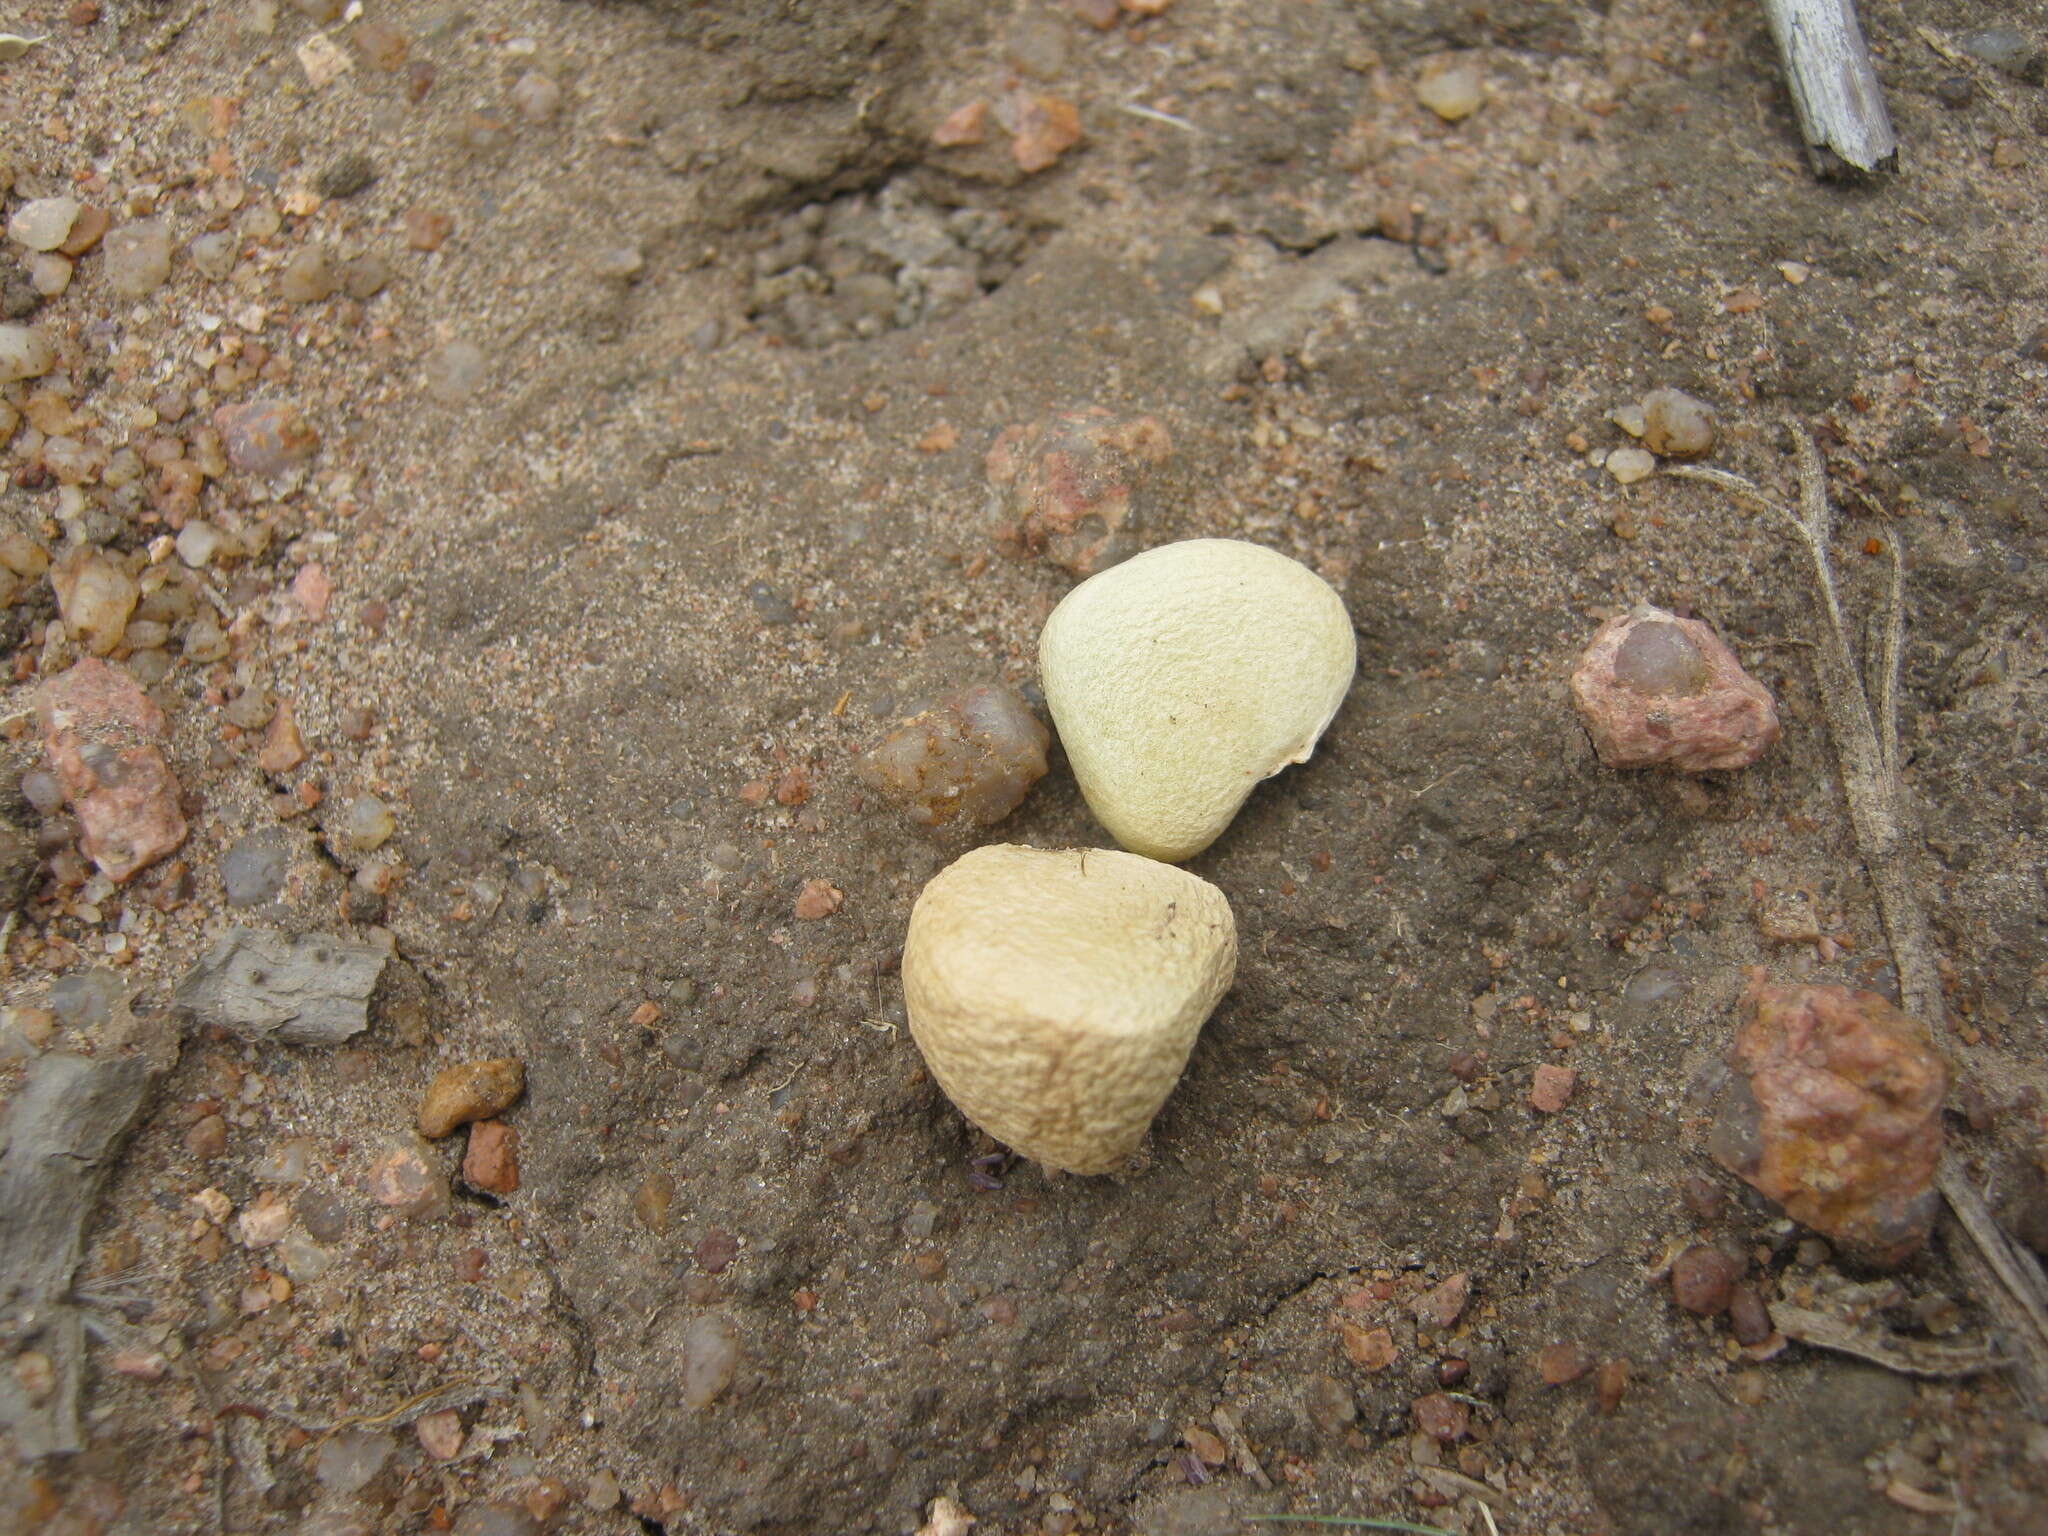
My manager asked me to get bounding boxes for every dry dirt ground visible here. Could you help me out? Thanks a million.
[3,0,2048,1533]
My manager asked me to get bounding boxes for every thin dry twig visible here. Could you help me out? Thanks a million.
[1666,428,2048,1416]
[1769,1303,2007,1378]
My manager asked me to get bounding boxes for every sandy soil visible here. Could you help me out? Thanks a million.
[3,1,2047,1533]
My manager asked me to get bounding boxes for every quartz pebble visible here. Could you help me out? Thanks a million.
[315,1429,392,1493]
[29,254,72,296]
[279,245,339,302]
[0,323,57,382]
[103,220,174,297]
[510,70,561,121]
[905,845,1236,1173]
[681,1314,740,1408]
[50,550,138,656]
[8,198,81,252]
[188,231,237,281]
[855,683,1049,828]
[1570,604,1779,773]
[221,828,292,906]
[424,340,485,402]
[1641,387,1716,458]
[1711,977,1947,1269]
[1606,446,1655,484]
[1039,539,1355,861]
[1416,61,1484,122]
[343,794,396,852]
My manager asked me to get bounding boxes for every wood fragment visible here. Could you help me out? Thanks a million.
[1770,1303,2006,1378]
[0,1050,165,1459]
[172,926,390,1046]
[1210,1405,1273,1490]
[1759,0,1898,174]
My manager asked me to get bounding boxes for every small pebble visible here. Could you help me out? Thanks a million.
[510,70,561,122]
[855,684,1050,829]
[279,245,339,303]
[215,399,319,476]
[221,829,291,906]
[1606,447,1656,484]
[314,1429,392,1494]
[8,197,82,252]
[415,1409,463,1461]
[188,231,237,281]
[418,1057,526,1138]
[51,551,138,656]
[0,323,56,382]
[1669,1245,1740,1315]
[424,341,485,403]
[342,253,392,300]
[681,1314,740,1408]
[405,205,454,251]
[365,1141,449,1217]
[462,1119,519,1194]
[1933,75,1975,110]
[1416,61,1484,122]
[29,254,72,297]
[344,794,396,852]
[316,153,378,200]
[1641,388,1716,458]
[103,220,174,298]
[1728,1284,1773,1345]
[1528,1063,1576,1113]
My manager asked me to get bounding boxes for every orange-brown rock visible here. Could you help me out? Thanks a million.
[1711,976,1947,1268]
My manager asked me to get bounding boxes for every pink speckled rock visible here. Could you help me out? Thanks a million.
[986,407,1173,577]
[37,658,187,882]
[1569,604,1779,772]
[1711,975,1948,1269]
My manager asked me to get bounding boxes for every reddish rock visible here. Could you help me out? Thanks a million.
[1529,1063,1576,1113]
[1411,1391,1469,1442]
[1669,1245,1741,1315]
[1010,92,1083,173]
[1538,1341,1591,1385]
[38,658,188,882]
[695,1228,739,1274]
[214,399,318,477]
[987,406,1174,577]
[793,878,842,920]
[256,699,307,774]
[1711,976,1948,1269]
[1340,1321,1396,1372]
[1570,604,1779,772]
[462,1119,519,1194]
[932,99,989,148]
[1413,1272,1470,1330]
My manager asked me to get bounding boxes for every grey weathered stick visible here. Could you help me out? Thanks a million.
[1760,0,1898,174]
[0,1052,158,1458]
